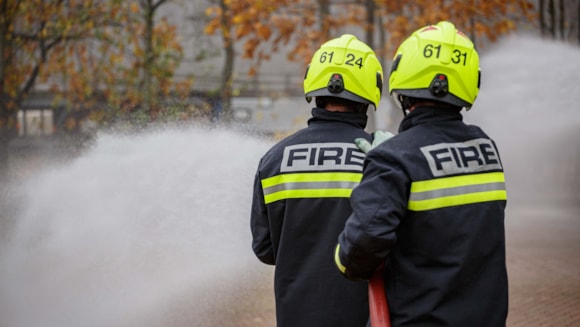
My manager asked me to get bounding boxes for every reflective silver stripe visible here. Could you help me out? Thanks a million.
[261,172,362,204]
[263,181,360,196]
[409,182,506,201]
[408,172,507,211]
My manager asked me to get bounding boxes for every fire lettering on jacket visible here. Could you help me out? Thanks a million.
[281,142,365,172]
[420,138,502,177]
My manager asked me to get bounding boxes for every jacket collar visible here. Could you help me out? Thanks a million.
[398,106,463,133]
[308,107,368,129]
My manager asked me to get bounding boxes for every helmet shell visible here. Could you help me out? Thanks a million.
[304,34,384,109]
[389,21,480,110]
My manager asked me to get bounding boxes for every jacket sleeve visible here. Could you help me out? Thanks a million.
[250,165,275,265]
[336,147,409,279]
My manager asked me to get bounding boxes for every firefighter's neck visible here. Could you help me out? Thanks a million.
[408,100,438,112]
[325,104,351,112]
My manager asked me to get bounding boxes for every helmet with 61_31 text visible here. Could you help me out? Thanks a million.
[389,21,481,110]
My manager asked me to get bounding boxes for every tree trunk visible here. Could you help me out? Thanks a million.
[0,0,11,180]
[468,0,477,47]
[549,0,556,38]
[143,0,155,119]
[365,0,375,48]
[539,0,545,36]
[559,0,565,40]
[377,13,386,70]
[319,0,330,40]
[219,0,234,123]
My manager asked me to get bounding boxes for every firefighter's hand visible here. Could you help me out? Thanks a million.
[334,243,373,281]
[355,130,394,154]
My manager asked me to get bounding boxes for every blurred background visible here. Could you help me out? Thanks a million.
[0,1,579,326]
[3,0,578,177]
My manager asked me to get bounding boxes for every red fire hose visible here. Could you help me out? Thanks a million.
[368,266,391,327]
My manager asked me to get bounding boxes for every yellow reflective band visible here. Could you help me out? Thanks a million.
[264,188,354,204]
[262,172,362,187]
[261,172,362,204]
[334,244,346,274]
[411,172,505,192]
[408,172,507,211]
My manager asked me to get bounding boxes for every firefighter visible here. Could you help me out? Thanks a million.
[251,34,384,326]
[335,21,509,326]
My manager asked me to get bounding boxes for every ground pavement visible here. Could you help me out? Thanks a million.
[215,200,580,327]
[504,201,580,326]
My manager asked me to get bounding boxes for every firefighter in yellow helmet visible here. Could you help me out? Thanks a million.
[336,21,509,326]
[251,34,383,326]
[389,21,481,113]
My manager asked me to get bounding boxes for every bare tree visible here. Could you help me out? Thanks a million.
[539,0,546,36]
[319,0,331,40]
[538,0,580,44]
[559,0,565,39]
[365,0,375,48]
[549,0,556,37]
[142,0,171,116]
[219,0,234,122]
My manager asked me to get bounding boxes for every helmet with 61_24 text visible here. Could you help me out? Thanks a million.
[304,34,384,110]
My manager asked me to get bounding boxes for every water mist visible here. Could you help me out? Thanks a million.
[0,126,275,327]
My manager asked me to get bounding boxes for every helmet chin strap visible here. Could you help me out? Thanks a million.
[399,95,463,116]
[399,94,416,116]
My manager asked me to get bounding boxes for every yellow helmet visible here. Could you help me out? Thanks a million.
[389,21,481,110]
[304,34,384,109]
